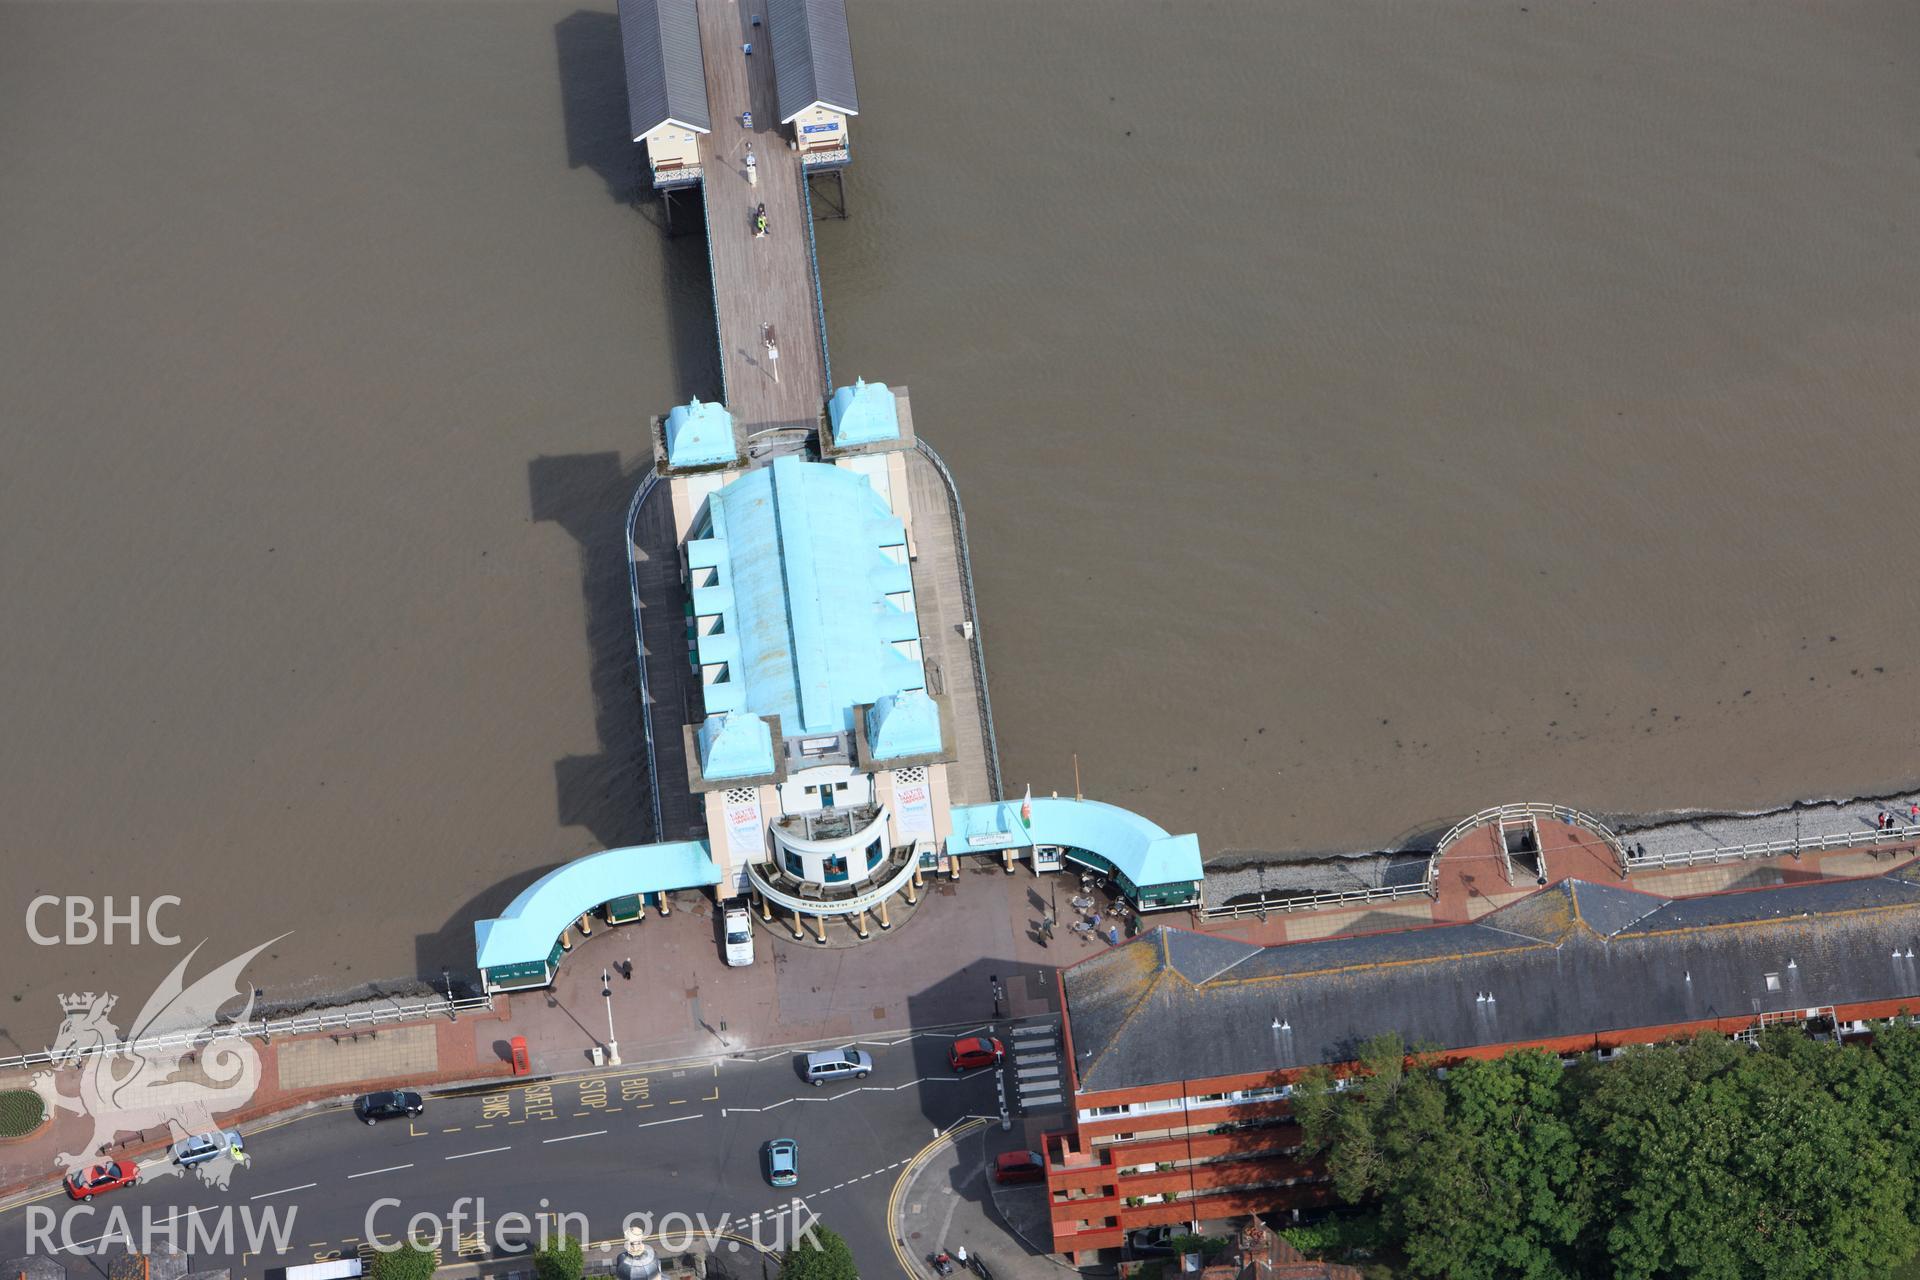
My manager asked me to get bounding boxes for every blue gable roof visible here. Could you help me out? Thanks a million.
[690,456,926,736]
[697,712,776,779]
[828,378,899,446]
[867,689,942,759]
[665,397,737,467]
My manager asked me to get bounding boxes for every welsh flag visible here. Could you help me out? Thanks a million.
[1020,784,1032,830]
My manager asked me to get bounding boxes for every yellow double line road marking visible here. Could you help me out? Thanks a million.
[886,1119,989,1280]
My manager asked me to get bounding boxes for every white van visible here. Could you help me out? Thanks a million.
[723,902,754,967]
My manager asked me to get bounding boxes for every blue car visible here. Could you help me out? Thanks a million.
[766,1138,798,1187]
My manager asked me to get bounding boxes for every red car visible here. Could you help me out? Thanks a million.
[948,1036,1004,1071]
[994,1150,1046,1185]
[65,1161,138,1201]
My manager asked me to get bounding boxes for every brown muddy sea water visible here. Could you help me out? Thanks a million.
[2,0,1917,1046]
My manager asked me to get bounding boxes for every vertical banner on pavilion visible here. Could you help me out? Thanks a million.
[724,794,763,890]
[896,776,934,840]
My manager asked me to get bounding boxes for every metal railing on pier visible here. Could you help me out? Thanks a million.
[1625,822,1920,870]
[912,438,1003,800]
[0,994,494,1073]
[625,470,666,842]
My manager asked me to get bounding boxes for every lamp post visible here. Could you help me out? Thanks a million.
[602,968,621,1065]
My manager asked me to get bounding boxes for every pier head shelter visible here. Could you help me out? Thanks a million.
[665,385,958,939]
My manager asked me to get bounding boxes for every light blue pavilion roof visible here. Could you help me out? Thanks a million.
[690,455,924,735]
[828,378,899,446]
[474,842,721,972]
[866,689,941,760]
[665,397,737,467]
[944,797,1204,888]
[697,712,776,779]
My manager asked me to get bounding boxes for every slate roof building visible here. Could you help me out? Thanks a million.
[1044,863,1920,1257]
[616,0,710,188]
[766,0,857,166]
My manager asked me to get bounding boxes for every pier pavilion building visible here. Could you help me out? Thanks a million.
[659,383,960,939]
[469,0,1204,991]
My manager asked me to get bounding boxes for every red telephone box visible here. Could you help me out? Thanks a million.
[510,1035,531,1076]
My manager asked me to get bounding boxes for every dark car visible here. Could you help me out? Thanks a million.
[993,1149,1045,1185]
[64,1161,137,1201]
[948,1036,1005,1071]
[354,1090,425,1125]
[1127,1227,1180,1256]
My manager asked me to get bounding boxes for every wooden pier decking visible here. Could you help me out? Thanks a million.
[694,0,829,434]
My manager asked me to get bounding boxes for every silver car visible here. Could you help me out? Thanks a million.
[801,1046,872,1086]
[171,1129,245,1168]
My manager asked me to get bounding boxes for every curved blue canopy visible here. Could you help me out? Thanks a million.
[474,842,721,971]
[944,797,1203,888]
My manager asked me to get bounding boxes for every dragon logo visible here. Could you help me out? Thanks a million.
[33,937,283,1190]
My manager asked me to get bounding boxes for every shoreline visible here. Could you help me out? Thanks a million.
[1204,781,1920,871]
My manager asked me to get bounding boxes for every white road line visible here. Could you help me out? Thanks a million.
[543,1129,608,1144]
[250,1182,317,1200]
[445,1145,512,1161]
[348,1163,415,1179]
[636,1113,703,1130]
[59,1205,218,1252]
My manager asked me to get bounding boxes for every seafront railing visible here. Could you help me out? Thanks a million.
[0,994,495,1072]
[1625,821,1920,870]
[912,437,1003,801]
[1429,801,1632,883]
[626,470,666,842]
[1201,880,1431,921]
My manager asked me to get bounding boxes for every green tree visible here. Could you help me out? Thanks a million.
[370,1243,437,1280]
[534,1234,584,1280]
[1600,1036,1915,1280]
[781,1223,857,1280]
[1306,1028,1920,1280]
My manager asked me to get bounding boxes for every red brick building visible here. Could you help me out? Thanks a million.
[1043,862,1920,1258]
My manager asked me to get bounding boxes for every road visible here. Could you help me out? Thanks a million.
[0,1027,1026,1279]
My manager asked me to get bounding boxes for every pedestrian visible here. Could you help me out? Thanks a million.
[1910,802,1917,824]
[1881,811,1890,831]
[1107,926,1119,945]
[622,958,633,980]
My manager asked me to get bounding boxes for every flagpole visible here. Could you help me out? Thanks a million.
[1072,753,1082,801]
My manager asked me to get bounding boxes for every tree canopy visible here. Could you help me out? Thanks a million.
[370,1243,438,1280]
[533,1233,585,1280]
[1297,1025,1920,1280]
[781,1222,857,1280]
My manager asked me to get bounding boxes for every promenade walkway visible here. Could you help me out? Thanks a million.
[694,0,828,432]
[0,1003,512,1201]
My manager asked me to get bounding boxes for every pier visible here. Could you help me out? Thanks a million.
[690,0,829,430]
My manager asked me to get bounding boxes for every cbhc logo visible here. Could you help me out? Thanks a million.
[26,896,182,945]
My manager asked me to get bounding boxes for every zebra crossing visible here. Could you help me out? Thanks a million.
[1009,1020,1065,1112]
